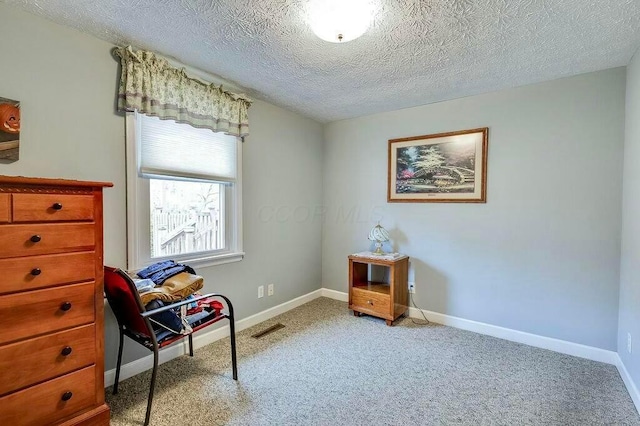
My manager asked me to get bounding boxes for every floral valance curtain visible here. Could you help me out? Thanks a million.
[115,46,252,137]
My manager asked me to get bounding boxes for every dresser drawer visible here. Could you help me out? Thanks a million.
[351,287,391,317]
[0,251,96,295]
[0,193,9,223]
[0,223,94,259]
[0,324,95,396]
[12,193,94,222]
[0,365,96,425]
[0,282,95,345]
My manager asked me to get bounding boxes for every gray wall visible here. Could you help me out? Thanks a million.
[323,69,626,350]
[619,49,640,381]
[0,4,324,369]
[0,1,631,372]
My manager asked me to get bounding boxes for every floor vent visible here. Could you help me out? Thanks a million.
[251,323,285,339]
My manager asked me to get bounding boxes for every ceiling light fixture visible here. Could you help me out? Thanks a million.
[308,0,375,43]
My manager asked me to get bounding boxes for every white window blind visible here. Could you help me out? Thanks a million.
[138,113,237,183]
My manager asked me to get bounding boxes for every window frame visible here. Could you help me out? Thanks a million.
[125,112,243,270]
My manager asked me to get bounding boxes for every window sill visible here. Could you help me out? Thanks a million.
[129,251,244,273]
[184,251,245,269]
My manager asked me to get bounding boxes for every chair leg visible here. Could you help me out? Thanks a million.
[217,295,239,381]
[113,328,124,395]
[145,346,159,426]
[188,333,194,357]
[230,318,238,380]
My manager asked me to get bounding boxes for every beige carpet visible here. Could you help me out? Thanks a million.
[106,297,639,425]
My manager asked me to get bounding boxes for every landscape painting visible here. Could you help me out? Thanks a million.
[388,128,488,203]
[0,97,20,163]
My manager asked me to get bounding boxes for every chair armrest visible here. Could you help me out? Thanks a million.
[141,293,228,318]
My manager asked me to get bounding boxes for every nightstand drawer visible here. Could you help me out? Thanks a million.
[0,365,96,425]
[351,287,390,317]
[0,193,9,223]
[0,324,95,396]
[0,251,96,295]
[12,193,94,222]
[0,282,95,345]
[0,223,94,259]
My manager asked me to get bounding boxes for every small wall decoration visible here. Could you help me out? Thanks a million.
[0,97,20,163]
[388,127,488,203]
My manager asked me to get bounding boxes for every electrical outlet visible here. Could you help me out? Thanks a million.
[268,283,274,296]
[258,285,264,298]
[408,282,416,294]
[628,333,633,354]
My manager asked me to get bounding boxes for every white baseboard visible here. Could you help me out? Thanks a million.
[321,288,348,302]
[616,355,640,413]
[104,289,323,387]
[321,289,618,365]
[407,306,618,365]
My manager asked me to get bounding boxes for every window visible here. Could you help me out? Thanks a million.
[149,179,224,258]
[126,112,243,270]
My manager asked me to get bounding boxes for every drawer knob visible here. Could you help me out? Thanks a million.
[30,235,42,243]
[52,202,63,210]
[60,301,72,311]
[367,300,373,305]
[61,391,73,402]
[61,346,73,356]
[30,268,42,276]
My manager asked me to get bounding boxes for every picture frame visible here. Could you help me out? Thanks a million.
[388,127,488,203]
[0,96,20,163]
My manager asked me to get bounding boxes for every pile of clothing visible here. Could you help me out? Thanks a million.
[132,260,223,335]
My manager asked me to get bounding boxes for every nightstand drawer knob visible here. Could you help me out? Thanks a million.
[52,202,63,210]
[60,301,72,311]
[61,346,73,356]
[61,391,73,401]
[367,300,373,305]
[30,268,41,276]
[30,235,41,243]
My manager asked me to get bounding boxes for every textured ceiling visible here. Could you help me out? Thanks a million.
[4,0,640,122]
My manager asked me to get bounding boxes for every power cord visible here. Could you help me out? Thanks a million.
[408,290,430,326]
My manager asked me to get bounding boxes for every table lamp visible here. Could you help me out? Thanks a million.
[368,222,390,255]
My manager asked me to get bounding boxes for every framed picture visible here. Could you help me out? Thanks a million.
[388,127,488,203]
[0,97,20,163]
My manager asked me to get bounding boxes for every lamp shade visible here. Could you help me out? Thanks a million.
[368,223,389,255]
[308,0,375,43]
[368,223,389,243]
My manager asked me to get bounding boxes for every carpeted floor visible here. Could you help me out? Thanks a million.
[106,298,639,425]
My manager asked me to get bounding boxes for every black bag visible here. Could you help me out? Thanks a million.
[145,300,184,334]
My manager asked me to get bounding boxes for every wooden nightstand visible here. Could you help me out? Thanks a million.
[348,253,409,326]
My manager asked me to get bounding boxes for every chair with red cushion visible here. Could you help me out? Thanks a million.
[103,266,237,426]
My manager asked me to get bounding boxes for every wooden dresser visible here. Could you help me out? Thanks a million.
[0,176,112,425]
